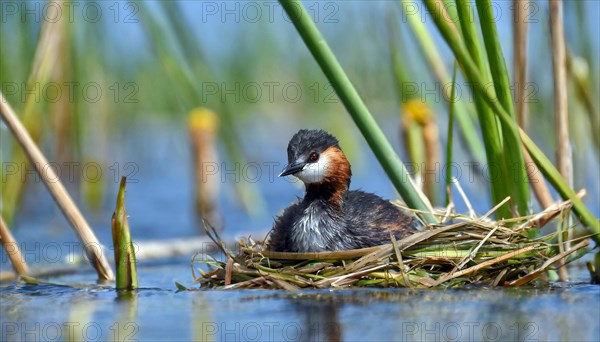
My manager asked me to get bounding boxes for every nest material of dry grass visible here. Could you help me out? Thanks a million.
[192,196,591,290]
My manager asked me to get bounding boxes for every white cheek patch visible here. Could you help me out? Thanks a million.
[295,154,330,184]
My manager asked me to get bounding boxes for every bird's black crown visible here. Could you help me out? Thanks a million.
[287,129,340,162]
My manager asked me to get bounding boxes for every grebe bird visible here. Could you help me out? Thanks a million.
[268,129,418,252]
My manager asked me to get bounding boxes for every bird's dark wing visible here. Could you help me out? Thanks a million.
[343,190,418,245]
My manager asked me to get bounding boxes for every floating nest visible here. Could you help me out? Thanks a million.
[192,196,591,290]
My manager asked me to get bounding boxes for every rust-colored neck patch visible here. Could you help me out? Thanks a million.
[305,146,351,204]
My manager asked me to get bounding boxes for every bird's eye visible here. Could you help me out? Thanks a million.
[309,152,319,162]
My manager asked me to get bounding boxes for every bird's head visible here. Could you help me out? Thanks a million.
[279,129,351,189]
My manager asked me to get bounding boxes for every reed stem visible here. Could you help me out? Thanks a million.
[513,0,554,210]
[550,0,572,187]
[0,215,29,276]
[188,108,220,225]
[549,0,571,282]
[513,0,529,129]
[454,0,511,219]
[0,93,114,281]
[112,177,138,290]
[445,64,458,206]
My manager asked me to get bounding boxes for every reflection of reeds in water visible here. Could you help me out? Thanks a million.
[65,300,95,342]
[290,299,341,342]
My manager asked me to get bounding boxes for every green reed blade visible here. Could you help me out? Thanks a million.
[476,0,530,216]
[112,177,138,290]
[454,0,511,219]
[445,63,458,206]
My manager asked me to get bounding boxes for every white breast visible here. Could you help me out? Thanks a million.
[290,205,328,252]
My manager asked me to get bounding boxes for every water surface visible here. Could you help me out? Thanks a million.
[2,261,599,341]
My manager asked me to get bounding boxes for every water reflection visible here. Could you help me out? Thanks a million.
[65,299,96,342]
[288,297,342,342]
[191,294,216,341]
[1,271,598,341]
[228,287,600,341]
[113,291,139,342]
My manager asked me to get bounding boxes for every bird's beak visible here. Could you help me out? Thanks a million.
[279,162,306,177]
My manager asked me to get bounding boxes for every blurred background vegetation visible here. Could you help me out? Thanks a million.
[1,1,598,242]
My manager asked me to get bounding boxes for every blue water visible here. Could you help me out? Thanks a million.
[2,261,599,342]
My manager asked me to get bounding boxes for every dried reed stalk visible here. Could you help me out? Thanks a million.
[0,92,114,281]
[549,0,572,281]
[0,216,29,276]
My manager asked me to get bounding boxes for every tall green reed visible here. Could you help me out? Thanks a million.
[445,64,458,206]
[476,0,530,216]
[112,177,138,290]
[454,0,515,220]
